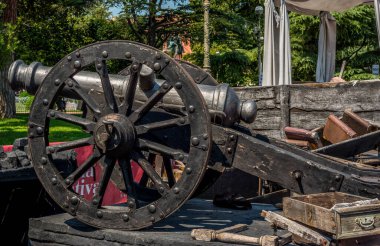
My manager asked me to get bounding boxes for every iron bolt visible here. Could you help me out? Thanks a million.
[191,137,200,146]
[125,52,132,58]
[153,63,161,71]
[229,135,235,141]
[335,175,341,182]
[132,64,139,70]
[75,52,80,58]
[148,204,156,213]
[173,187,180,194]
[293,171,302,180]
[67,56,72,61]
[158,186,165,193]
[122,214,129,222]
[36,127,43,135]
[51,177,58,185]
[43,99,48,106]
[165,59,170,64]
[179,117,186,124]
[74,60,81,69]
[186,167,192,174]
[96,210,103,218]
[92,199,99,205]
[175,82,182,89]
[41,157,47,165]
[188,105,195,113]
[150,216,155,222]
[54,79,61,86]
[67,80,73,87]
[178,154,184,161]
[50,111,55,117]
[128,201,135,208]
[70,196,79,205]
[156,53,161,59]
[227,147,233,154]
[102,51,108,58]
[162,83,169,90]
[96,63,102,70]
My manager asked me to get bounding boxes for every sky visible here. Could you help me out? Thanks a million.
[109,1,190,16]
[110,6,121,16]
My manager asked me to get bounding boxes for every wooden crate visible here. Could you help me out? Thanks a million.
[283,192,380,239]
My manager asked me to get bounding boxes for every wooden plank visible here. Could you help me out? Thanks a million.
[251,109,282,130]
[235,86,276,100]
[314,130,380,158]
[290,82,380,112]
[261,210,331,246]
[290,110,332,130]
[283,196,336,234]
[256,99,279,110]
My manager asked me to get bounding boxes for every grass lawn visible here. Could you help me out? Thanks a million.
[0,114,89,146]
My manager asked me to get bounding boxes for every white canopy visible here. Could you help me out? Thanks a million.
[263,0,380,85]
[275,0,373,15]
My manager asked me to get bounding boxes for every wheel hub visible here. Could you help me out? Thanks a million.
[94,114,135,156]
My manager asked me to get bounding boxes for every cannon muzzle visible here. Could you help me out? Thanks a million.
[8,60,257,126]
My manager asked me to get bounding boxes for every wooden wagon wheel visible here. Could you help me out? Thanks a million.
[28,40,212,230]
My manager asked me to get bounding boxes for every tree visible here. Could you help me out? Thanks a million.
[109,0,191,48]
[185,0,261,86]
[0,0,17,119]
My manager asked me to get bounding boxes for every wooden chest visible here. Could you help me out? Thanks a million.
[283,192,380,239]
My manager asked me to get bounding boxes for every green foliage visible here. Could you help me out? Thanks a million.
[0,114,89,145]
[18,91,34,110]
[185,43,258,86]
[10,0,380,85]
[0,3,18,67]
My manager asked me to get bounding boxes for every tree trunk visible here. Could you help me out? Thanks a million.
[203,0,211,72]
[0,0,17,119]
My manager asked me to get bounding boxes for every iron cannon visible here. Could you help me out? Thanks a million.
[5,40,380,230]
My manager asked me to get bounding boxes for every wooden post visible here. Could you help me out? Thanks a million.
[279,85,290,138]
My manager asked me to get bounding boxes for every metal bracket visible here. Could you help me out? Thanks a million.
[224,132,238,167]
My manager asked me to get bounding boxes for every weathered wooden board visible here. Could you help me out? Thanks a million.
[28,199,291,246]
[235,80,380,137]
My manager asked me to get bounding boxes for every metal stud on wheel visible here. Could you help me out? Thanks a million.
[28,40,212,230]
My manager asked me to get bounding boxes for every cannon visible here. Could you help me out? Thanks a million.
[5,40,380,230]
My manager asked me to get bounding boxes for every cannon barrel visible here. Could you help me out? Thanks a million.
[8,60,257,126]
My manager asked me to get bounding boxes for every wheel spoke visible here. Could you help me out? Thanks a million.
[135,117,189,135]
[119,158,139,208]
[92,156,116,207]
[48,110,96,132]
[95,59,118,113]
[136,139,188,163]
[120,62,142,115]
[46,137,94,154]
[69,78,101,115]
[131,151,169,195]
[65,149,102,187]
[138,153,155,186]
[163,156,176,187]
[129,82,172,123]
